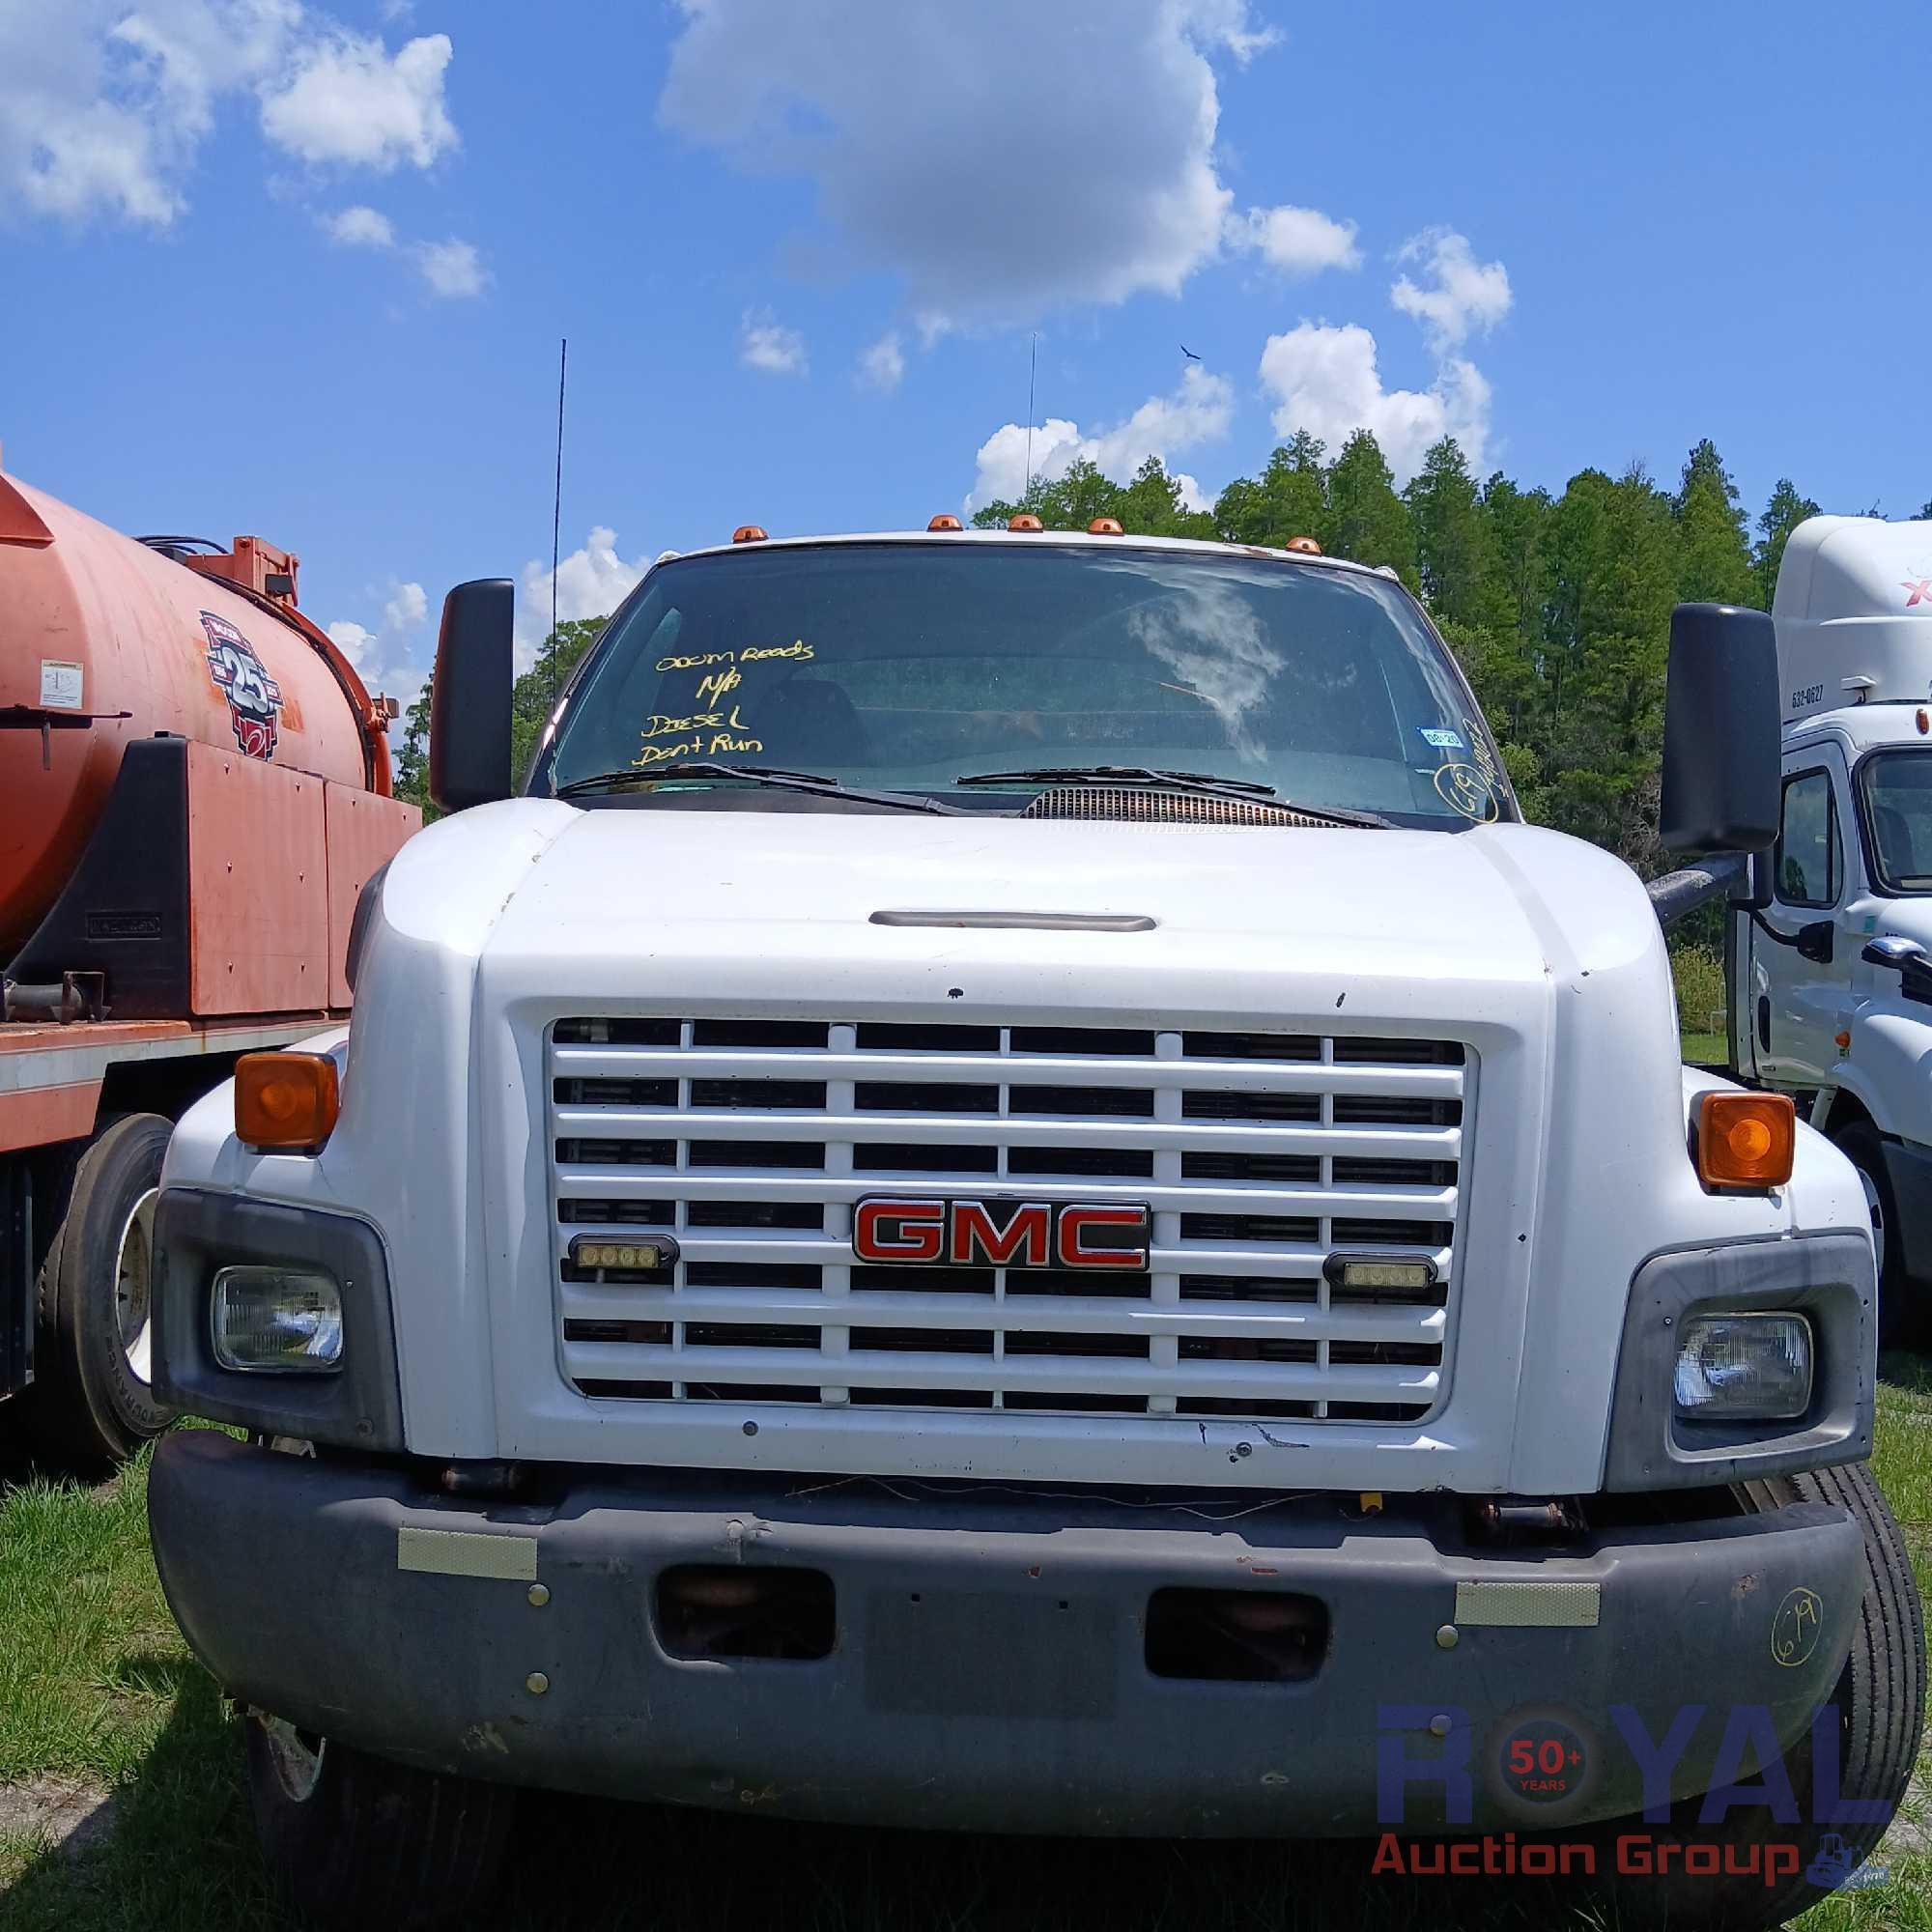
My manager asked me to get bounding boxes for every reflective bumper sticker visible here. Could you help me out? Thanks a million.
[396,1525,539,1581]
[1452,1580,1603,1628]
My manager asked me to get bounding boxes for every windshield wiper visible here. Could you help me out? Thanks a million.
[555,761,968,815]
[954,766,1390,827]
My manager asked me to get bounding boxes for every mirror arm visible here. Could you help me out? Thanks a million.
[1648,852,1753,928]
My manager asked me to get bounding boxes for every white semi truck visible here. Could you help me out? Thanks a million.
[144,525,1919,1926]
[1730,515,1932,1343]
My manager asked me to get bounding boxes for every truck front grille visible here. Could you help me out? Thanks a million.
[547,1019,1469,1425]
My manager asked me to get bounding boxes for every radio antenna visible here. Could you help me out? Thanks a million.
[551,335,567,697]
[1024,331,1037,499]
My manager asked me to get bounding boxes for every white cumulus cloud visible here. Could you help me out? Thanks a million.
[382,580,427,632]
[414,236,485,298]
[0,5,459,229]
[515,527,651,670]
[1257,322,1492,484]
[740,310,808,376]
[859,329,905,393]
[319,205,484,298]
[258,29,456,172]
[328,573,432,714]
[327,617,379,667]
[1227,204,1361,275]
[968,363,1233,513]
[660,0,1341,326]
[322,202,392,246]
[1389,228,1512,351]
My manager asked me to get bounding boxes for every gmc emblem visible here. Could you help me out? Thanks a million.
[852,1196,1151,1270]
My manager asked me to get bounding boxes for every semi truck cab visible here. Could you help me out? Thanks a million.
[1732,514,1932,1340]
[145,526,1920,1928]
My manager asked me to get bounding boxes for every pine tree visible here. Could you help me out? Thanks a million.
[1406,437,1500,628]
[1326,431,1416,587]
[1673,439,1755,607]
[1213,435,1327,550]
[1754,478,1822,606]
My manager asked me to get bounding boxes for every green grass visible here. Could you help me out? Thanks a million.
[6,1384,1932,1931]
[1682,1031,1729,1066]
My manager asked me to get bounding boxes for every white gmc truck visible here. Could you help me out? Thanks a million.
[146,526,1919,1926]
[1732,514,1932,1345]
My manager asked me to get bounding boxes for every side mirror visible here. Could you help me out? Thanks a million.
[1864,934,1932,1008]
[1863,935,1931,972]
[1659,603,1779,853]
[1795,920,1834,965]
[429,579,515,812]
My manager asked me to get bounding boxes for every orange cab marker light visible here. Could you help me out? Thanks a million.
[927,514,963,532]
[1695,1091,1795,1189]
[236,1052,340,1152]
[731,525,768,544]
[1285,535,1321,554]
[1008,513,1044,532]
[1088,517,1124,535]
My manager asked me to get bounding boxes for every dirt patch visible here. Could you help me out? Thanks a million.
[0,1777,117,1856]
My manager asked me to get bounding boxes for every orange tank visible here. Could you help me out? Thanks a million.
[0,468,396,953]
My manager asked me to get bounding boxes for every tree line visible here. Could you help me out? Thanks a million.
[399,432,1924,882]
[976,433,1927,872]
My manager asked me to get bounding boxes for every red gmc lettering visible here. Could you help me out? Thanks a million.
[1057,1204,1151,1268]
[853,1198,945,1263]
[951,1200,1052,1267]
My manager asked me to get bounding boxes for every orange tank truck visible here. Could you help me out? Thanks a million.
[0,463,420,1465]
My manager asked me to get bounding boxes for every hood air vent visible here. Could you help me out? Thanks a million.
[1021,786,1345,827]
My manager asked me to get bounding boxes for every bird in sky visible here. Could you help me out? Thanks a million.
[1180,344,1202,362]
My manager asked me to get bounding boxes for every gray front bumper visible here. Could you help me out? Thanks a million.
[150,1432,1865,1838]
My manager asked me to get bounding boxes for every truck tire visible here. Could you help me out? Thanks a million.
[25,1113,177,1470]
[244,1713,516,1928]
[1833,1121,1908,1348]
[1584,1461,1923,1929]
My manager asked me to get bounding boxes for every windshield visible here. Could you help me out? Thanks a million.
[1861,750,1932,890]
[533,541,1512,827]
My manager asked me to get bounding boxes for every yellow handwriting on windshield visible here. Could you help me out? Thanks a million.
[696,664,741,704]
[631,729,765,768]
[653,639,814,674]
[641,705,754,740]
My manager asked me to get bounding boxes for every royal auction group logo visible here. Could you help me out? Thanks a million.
[200,611,282,759]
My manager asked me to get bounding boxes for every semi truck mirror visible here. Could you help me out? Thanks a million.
[429,579,515,812]
[1659,602,1778,854]
[1863,935,1930,972]
[1795,920,1835,965]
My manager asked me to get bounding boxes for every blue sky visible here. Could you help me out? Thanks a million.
[1,0,1926,712]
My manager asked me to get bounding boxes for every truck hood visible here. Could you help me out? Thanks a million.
[463,803,1657,999]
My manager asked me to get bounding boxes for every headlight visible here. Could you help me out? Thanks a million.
[1672,1313,1812,1421]
[212,1265,344,1374]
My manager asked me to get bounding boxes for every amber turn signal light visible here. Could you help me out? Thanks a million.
[1695,1091,1795,1189]
[1088,517,1123,535]
[236,1052,340,1152]
[1008,513,1044,531]
[926,513,963,531]
[731,525,768,544]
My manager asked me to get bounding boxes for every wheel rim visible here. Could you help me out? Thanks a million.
[115,1187,158,1385]
[1857,1162,1887,1280]
[255,1714,327,1803]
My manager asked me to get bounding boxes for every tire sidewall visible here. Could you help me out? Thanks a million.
[49,1113,176,1458]
[1834,1122,1905,1347]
